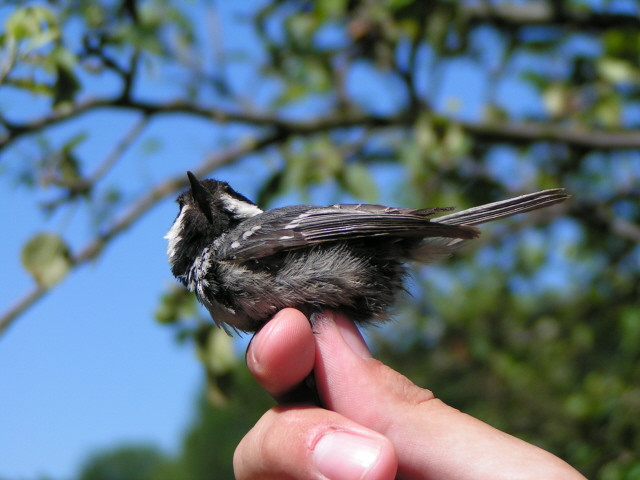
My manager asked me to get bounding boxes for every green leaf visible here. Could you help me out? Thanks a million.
[442,124,470,158]
[519,70,549,91]
[6,77,53,95]
[341,163,377,202]
[602,30,640,59]
[522,38,559,53]
[281,147,310,191]
[56,132,88,184]
[21,232,72,287]
[4,6,60,58]
[414,114,437,151]
[593,95,621,128]
[482,104,508,122]
[620,307,640,354]
[316,0,347,17]
[542,83,569,118]
[83,3,106,28]
[597,58,640,84]
[5,6,58,42]
[311,136,343,180]
[204,328,237,376]
[285,13,317,44]
[155,286,196,324]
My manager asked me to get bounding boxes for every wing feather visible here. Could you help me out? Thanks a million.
[217,205,478,260]
[217,189,568,261]
[436,189,568,225]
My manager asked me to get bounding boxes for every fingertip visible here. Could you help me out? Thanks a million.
[247,308,316,396]
[333,313,373,359]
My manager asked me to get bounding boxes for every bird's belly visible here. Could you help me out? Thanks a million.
[198,245,407,331]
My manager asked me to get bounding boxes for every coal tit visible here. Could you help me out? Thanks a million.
[166,172,568,332]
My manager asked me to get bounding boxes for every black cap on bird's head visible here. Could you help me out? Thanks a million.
[187,171,215,223]
[182,171,261,221]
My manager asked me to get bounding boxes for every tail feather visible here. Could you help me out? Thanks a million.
[435,189,569,226]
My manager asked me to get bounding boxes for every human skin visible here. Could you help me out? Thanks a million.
[233,309,587,480]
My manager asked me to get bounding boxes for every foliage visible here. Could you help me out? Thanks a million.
[75,358,273,480]
[78,445,166,480]
[2,0,640,478]
[157,372,273,480]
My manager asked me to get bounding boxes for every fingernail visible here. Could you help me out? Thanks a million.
[313,312,372,360]
[313,430,382,480]
[334,315,372,359]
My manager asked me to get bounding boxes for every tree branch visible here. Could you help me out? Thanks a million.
[458,119,640,150]
[41,116,151,211]
[3,95,640,159]
[0,285,48,337]
[571,198,640,244]
[463,2,640,30]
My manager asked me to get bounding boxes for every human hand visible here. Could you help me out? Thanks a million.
[234,309,586,480]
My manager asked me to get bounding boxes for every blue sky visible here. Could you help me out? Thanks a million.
[0,1,569,478]
[0,3,263,478]
[0,185,201,477]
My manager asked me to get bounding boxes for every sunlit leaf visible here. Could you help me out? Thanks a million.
[155,286,196,325]
[597,58,640,84]
[5,5,58,44]
[442,123,470,158]
[543,83,569,118]
[205,328,237,376]
[21,233,72,287]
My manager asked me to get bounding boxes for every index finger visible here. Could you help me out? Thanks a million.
[246,308,316,399]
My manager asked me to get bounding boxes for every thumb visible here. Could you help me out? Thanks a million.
[312,312,586,480]
[312,312,435,431]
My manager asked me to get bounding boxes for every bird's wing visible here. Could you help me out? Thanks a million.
[216,189,569,261]
[216,204,479,261]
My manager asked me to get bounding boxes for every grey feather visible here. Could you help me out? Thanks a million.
[435,189,568,226]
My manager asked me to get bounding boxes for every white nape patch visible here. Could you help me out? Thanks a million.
[220,193,262,218]
[164,205,190,261]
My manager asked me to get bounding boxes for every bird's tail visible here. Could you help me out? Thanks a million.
[435,189,569,226]
[410,189,568,262]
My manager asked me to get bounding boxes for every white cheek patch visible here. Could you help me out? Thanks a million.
[220,193,263,218]
[165,205,190,261]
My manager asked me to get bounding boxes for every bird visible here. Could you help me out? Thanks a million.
[166,171,568,333]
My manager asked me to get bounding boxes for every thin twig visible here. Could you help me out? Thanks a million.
[463,2,640,30]
[41,116,151,211]
[91,115,149,183]
[0,286,48,336]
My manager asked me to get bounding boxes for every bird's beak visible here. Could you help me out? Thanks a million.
[187,171,214,222]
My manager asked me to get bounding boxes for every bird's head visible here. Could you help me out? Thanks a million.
[165,172,262,281]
